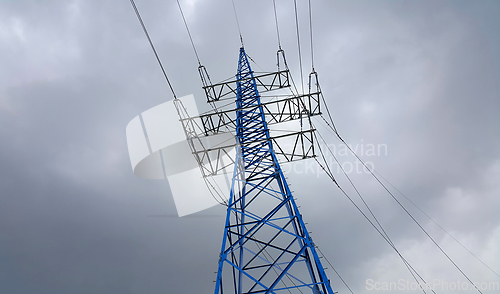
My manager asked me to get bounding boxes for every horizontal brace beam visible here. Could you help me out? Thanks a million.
[202,70,290,102]
[190,129,315,155]
[187,129,316,177]
[181,92,321,137]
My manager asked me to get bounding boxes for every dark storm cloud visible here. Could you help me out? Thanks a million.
[0,0,499,293]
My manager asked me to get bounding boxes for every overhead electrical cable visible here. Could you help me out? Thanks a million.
[313,131,431,293]
[176,3,223,124]
[131,0,231,206]
[176,0,224,114]
[375,171,500,280]
[308,0,314,70]
[231,0,244,47]
[285,58,301,98]
[291,139,357,294]
[293,0,305,93]
[204,177,228,205]
[316,111,499,281]
[129,0,177,99]
[317,90,497,283]
[314,87,338,135]
[176,0,201,65]
[174,100,229,206]
[330,133,484,294]
[311,111,430,291]
[176,0,239,204]
[315,111,483,292]
[272,0,282,49]
[247,53,266,72]
[314,129,432,294]
[313,155,437,294]
[316,247,355,294]
[264,4,303,101]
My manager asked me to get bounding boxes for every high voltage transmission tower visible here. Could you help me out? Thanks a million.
[180,47,334,294]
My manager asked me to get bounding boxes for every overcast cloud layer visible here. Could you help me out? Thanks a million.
[0,0,499,293]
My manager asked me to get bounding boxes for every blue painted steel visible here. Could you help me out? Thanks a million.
[213,47,334,294]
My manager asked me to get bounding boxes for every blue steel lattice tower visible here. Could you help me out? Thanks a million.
[213,48,334,294]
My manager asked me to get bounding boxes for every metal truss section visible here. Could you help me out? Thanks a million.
[202,70,290,103]
[187,129,316,177]
[213,47,334,294]
[185,92,321,137]
[177,91,320,177]
[187,132,237,177]
[270,129,316,163]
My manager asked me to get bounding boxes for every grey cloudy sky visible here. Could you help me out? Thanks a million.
[0,0,499,293]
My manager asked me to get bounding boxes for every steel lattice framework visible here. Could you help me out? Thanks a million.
[213,48,334,294]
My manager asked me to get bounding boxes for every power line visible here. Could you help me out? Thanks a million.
[130,0,233,208]
[313,78,338,135]
[293,0,304,93]
[129,0,177,99]
[316,109,484,292]
[230,0,244,47]
[316,247,355,294]
[272,0,282,49]
[176,0,201,66]
[318,108,499,282]
[314,155,440,294]
[314,129,432,294]
[333,133,484,294]
[308,0,314,70]
[375,170,500,280]
[318,100,498,281]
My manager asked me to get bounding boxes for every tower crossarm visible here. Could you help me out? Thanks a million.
[187,129,316,178]
[202,70,290,103]
[181,92,321,137]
